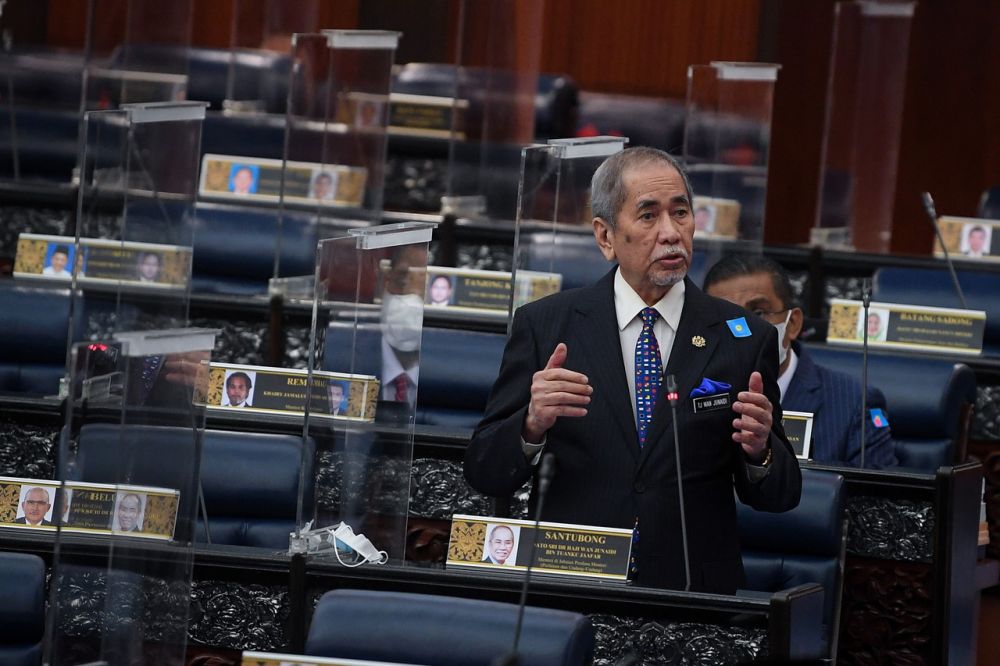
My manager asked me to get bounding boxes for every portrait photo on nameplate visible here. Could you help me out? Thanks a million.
[14,234,191,289]
[446,514,633,581]
[827,298,986,355]
[202,363,379,422]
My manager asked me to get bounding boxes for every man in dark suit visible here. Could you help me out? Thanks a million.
[15,487,53,526]
[703,255,897,468]
[464,147,801,593]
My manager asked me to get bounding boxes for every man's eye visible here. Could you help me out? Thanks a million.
[640,212,656,221]
[673,208,689,218]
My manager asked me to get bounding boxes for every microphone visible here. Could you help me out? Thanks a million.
[922,191,968,309]
[666,374,691,591]
[495,452,557,666]
[859,279,871,469]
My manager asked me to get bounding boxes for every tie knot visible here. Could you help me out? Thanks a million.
[640,307,659,327]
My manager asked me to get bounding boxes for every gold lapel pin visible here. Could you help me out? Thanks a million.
[692,335,706,348]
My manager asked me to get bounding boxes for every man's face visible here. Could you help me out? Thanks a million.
[51,251,68,272]
[867,313,882,337]
[227,376,250,405]
[694,207,711,231]
[969,230,986,253]
[489,527,515,564]
[118,495,140,530]
[594,162,693,305]
[313,175,332,199]
[22,488,51,524]
[329,385,344,409]
[233,169,254,193]
[429,277,451,304]
[139,254,160,280]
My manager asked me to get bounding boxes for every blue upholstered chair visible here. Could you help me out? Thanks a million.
[73,424,313,549]
[805,344,976,471]
[979,186,1000,220]
[872,266,1000,356]
[0,552,45,666]
[306,589,595,666]
[738,469,845,660]
[0,283,72,396]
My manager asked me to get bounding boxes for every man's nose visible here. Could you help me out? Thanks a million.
[657,215,682,243]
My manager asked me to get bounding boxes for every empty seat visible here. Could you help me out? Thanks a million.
[0,552,45,666]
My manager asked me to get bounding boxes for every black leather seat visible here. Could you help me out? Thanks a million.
[0,283,72,395]
[0,552,45,666]
[306,589,595,666]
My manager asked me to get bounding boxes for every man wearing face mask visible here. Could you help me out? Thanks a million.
[379,245,426,407]
[704,255,897,469]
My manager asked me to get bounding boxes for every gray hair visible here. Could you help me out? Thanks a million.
[590,147,694,228]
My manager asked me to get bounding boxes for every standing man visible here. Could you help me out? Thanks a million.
[15,487,53,526]
[703,255,896,468]
[464,147,800,593]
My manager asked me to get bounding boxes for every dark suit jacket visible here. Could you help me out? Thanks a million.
[464,270,801,593]
[784,344,897,469]
[13,517,52,526]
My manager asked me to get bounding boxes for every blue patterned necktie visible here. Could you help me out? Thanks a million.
[635,307,663,447]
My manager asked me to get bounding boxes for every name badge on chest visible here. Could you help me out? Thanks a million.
[692,392,732,413]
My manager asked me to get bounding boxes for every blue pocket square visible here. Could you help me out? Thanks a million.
[689,378,732,397]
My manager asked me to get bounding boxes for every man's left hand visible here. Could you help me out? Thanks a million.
[732,371,772,462]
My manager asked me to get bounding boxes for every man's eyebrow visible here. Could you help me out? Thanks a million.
[745,297,771,310]
[635,198,660,212]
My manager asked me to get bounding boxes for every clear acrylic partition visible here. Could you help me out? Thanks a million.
[276,30,399,277]
[294,222,435,565]
[44,99,212,666]
[684,62,780,279]
[813,1,915,252]
[510,137,626,323]
[444,0,543,221]
[224,0,319,112]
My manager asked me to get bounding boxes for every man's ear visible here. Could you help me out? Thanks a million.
[787,307,805,342]
[593,217,616,261]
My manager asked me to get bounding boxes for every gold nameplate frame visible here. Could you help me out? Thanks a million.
[692,196,741,240]
[201,363,379,422]
[827,299,986,355]
[243,652,417,666]
[0,476,179,540]
[447,514,633,582]
[781,411,814,460]
[14,234,190,290]
[420,266,562,315]
[933,216,1000,263]
[198,154,367,208]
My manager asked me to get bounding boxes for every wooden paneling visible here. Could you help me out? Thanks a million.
[540,0,761,98]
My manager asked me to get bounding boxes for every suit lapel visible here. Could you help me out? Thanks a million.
[785,345,822,413]
[575,269,640,462]
[639,279,724,469]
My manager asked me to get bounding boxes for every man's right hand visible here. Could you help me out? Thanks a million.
[522,343,592,443]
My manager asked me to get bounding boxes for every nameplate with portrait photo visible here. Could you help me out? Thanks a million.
[827,299,986,355]
[692,196,741,240]
[446,514,633,582]
[416,266,562,316]
[198,154,367,209]
[933,216,1000,263]
[243,651,418,666]
[388,93,469,139]
[781,411,814,459]
[13,234,191,290]
[0,476,179,540]
[201,363,379,422]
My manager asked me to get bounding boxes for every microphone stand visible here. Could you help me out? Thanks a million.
[922,191,968,309]
[860,280,871,469]
[666,374,691,591]
[494,452,556,666]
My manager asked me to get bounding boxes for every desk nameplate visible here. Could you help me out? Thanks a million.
[243,652,419,666]
[419,265,561,315]
[447,514,633,582]
[827,298,986,355]
[933,216,1000,263]
[781,411,814,459]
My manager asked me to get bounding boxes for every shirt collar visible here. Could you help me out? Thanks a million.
[381,337,419,384]
[614,267,685,332]
[777,345,798,402]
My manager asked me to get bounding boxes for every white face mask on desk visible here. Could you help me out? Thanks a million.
[381,291,424,352]
[775,310,792,365]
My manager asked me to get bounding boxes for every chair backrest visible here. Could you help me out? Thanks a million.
[0,552,45,666]
[979,186,1000,220]
[872,266,1000,355]
[805,344,977,470]
[0,282,71,395]
[738,469,845,658]
[306,589,595,666]
[75,424,313,548]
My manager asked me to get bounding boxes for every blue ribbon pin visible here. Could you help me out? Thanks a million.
[726,317,751,338]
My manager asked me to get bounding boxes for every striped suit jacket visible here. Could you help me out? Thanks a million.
[465,269,801,593]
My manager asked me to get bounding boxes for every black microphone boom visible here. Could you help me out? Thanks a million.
[922,191,968,309]
[665,374,692,592]
[859,280,871,470]
[495,452,557,666]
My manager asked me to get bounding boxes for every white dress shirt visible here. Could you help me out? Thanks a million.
[777,346,799,402]
[381,338,419,405]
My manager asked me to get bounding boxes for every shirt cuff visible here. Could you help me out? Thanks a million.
[521,436,546,465]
